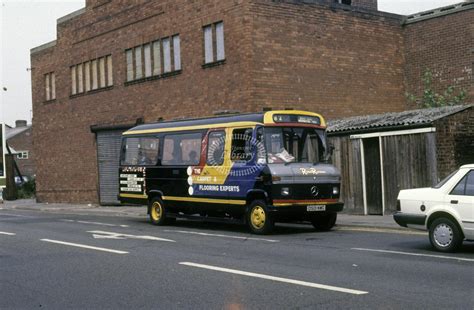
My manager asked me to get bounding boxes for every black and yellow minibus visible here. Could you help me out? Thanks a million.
[119,110,343,234]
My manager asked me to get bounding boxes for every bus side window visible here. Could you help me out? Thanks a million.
[121,137,160,166]
[231,128,253,162]
[162,132,202,166]
[207,131,225,166]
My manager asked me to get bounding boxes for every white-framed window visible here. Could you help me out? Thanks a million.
[203,21,225,65]
[17,151,29,160]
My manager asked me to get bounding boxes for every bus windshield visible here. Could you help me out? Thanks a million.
[264,127,326,164]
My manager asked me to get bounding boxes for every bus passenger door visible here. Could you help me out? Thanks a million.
[225,127,261,209]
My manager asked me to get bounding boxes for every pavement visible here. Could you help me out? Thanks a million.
[1,198,405,231]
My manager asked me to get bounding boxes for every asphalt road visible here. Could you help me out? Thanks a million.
[1,208,473,309]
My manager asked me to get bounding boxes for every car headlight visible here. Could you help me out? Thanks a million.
[281,187,290,196]
[332,186,339,195]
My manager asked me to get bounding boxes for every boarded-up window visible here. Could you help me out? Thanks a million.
[51,72,56,99]
[144,44,152,77]
[173,35,181,71]
[163,37,171,73]
[153,40,161,76]
[216,22,225,61]
[45,74,51,100]
[126,49,134,82]
[99,57,106,88]
[135,46,143,79]
[85,61,91,91]
[106,55,113,86]
[204,25,213,64]
[71,66,77,95]
[77,63,84,93]
[91,59,98,90]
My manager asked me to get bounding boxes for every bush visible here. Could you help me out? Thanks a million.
[17,178,36,199]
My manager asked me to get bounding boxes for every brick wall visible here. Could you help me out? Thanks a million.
[352,0,377,11]
[31,0,254,203]
[7,128,35,178]
[249,0,405,119]
[434,106,474,179]
[404,9,474,108]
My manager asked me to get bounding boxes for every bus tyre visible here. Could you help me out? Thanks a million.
[247,200,274,235]
[311,212,337,231]
[149,197,169,226]
[429,217,463,253]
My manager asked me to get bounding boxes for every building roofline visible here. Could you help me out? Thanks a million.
[57,7,86,25]
[30,40,57,55]
[283,0,403,22]
[403,1,474,25]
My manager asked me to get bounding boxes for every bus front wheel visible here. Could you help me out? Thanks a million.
[247,200,274,235]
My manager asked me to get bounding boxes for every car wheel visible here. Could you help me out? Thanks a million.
[311,213,337,231]
[429,217,463,253]
[247,200,274,235]
[149,197,170,226]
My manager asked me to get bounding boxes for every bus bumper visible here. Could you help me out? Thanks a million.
[267,202,344,220]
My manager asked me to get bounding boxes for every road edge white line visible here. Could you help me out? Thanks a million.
[179,262,368,295]
[351,248,474,262]
[0,231,16,236]
[40,239,129,254]
[164,230,279,243]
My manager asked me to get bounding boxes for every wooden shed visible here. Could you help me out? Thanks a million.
[327,105,473,215]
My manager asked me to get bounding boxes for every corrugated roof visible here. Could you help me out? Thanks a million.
[328,105,472,134]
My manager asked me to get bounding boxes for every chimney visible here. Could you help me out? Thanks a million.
[15,120,27,128]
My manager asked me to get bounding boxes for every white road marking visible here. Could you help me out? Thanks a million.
[88,230,175,242]
[0,231,16,236]
[40,239,128,254]
[60,219,129,228]
[164,230,279,243]
[179,262,368,295]
[0,213,34,218]
[352,248,474,262]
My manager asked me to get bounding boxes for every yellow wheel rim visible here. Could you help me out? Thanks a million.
[250,206,266,229]
[150,201,162,221]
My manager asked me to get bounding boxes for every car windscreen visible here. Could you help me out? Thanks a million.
[264,127,326,164]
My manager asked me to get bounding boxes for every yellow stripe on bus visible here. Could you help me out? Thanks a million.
[124,121,261,135]
[119,193,148,199]
[162,196,246,205]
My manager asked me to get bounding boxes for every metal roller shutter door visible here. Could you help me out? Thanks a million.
[97,130,123,205]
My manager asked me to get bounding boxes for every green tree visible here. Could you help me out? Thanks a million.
[406,69,467,108]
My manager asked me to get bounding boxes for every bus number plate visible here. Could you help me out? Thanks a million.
[307,205,326,212]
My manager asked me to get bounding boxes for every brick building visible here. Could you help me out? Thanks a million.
[6,121,35,178]
[30,0,473,204]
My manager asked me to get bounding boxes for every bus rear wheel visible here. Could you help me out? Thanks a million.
[149,197,170,226]
[311,212,337,231]
[247,200,274,235]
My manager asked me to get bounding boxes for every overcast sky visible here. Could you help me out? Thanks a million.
[0,0,464,127]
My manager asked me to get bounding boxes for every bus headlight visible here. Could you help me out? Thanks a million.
[281,187,290,196]
[332,186,339,195]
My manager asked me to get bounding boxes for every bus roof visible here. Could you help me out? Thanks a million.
[124,110,326,135]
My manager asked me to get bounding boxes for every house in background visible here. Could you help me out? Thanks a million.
[5,120,35,179]
[327,105,474,215]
